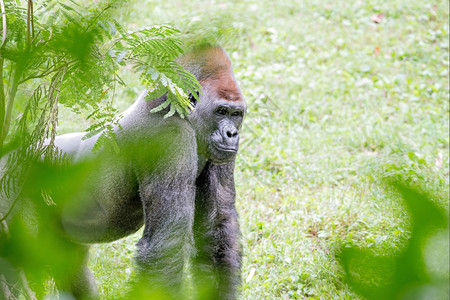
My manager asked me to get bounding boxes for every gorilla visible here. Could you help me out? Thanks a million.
[45,46,246,299]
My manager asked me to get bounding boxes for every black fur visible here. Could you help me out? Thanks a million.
[193,161,242,300]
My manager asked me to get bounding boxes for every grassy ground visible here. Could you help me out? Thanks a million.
[58,0,449,298]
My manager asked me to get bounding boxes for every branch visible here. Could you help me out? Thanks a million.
[43,67,66,146]
[0,0,6,154]
[27,0,34,47]
[0,274,13,300]
[0,0,6,46]
[84,4,112,34]
[19,271,37,300]
[19,59,74,84]
[0,58,4,155]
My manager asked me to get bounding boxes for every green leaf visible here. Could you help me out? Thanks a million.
[150,99,171,113]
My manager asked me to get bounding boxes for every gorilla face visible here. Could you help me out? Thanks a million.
[189,75,246,164]
[209,100,245,162]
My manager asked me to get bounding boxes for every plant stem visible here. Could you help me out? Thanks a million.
[0,66,22,147]
[27,0,31,46]
[0,58,4,155]
[0,0,5,155]
[0,0,6,46]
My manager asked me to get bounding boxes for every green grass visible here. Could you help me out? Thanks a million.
[57,0,449,298]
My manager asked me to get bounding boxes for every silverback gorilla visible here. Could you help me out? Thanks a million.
[51,46,246,299]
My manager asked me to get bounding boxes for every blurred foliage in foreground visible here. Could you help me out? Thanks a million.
[1,150,448,298]
[0,158,91,299]
[339,182,449,300]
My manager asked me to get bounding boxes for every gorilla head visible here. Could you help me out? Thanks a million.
[181,47,246,164]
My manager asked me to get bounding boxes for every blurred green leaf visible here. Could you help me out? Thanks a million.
[339,182,449,299]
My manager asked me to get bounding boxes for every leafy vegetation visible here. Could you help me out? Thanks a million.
[0,0,200,178]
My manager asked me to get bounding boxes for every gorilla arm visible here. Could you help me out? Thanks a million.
[192,161,242,300]
[131,120,198,296]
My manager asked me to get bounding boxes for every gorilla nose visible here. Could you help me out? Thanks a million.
[223,125,239,145]
[226,128,238,138]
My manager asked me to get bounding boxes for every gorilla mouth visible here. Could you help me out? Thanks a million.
[214,145,238,153]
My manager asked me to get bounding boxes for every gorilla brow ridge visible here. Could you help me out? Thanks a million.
[217,89,242,102]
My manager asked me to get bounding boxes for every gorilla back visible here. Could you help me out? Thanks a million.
[51,46,246,299]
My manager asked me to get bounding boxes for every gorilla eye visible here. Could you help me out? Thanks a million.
[188,92,198,106]
[216,107,228,115]
[231,111,243,117]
